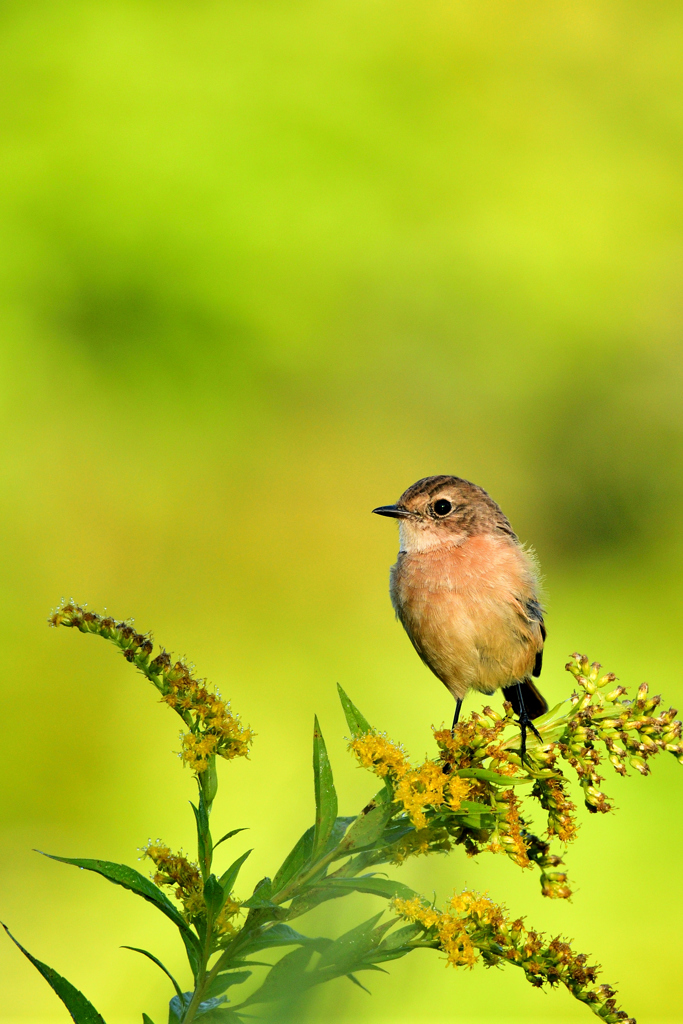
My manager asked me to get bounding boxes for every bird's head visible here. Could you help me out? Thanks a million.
[372,475,515,552]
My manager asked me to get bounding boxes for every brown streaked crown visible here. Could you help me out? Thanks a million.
[397,475,517,539]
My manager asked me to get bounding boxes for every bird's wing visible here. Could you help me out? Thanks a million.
[522,598,546,678]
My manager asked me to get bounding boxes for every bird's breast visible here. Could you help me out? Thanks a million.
[389,533,541,696]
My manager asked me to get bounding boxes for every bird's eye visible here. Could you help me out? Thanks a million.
[433,499,452,517]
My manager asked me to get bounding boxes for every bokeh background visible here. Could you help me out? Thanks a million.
[2,1,683,1022]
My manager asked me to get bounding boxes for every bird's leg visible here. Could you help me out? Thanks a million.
[442,698,464,775]
[515,681,542,763]
[451,697,463,734]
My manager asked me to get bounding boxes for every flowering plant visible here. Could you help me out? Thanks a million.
[4,601,682,1024]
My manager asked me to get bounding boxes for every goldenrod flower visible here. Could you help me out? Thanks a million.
[50,602,253,776]
[349,731,409,777]
[143,842,205,922]
[350,730,471,830]
[392,889,633,1019]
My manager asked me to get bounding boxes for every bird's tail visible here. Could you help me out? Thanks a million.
[502,679,548,721]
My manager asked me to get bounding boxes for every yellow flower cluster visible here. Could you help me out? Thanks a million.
[215,895,242,938]
[144,842,205,921]
[433,710,511,772]
[349,732,409,776]
[144,841,242,934]
[532,777,578,843]
[160,663,253,773]
[487,789,530,868]
[393,888,632,1022]
[49,602,253,777]
[392,893,495,967]
[350,731,470,829]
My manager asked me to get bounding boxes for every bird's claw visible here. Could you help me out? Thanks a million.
[517,713,542,764]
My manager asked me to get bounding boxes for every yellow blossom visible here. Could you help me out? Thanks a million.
[446,774,470,811]
[349,731,409,778]
[144,842,205,922]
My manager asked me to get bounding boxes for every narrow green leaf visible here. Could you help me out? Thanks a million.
[239,945,314,1006]
[374,819,415,851]
[271,826,314,895]
[168,994,234,1024]
[241,877,276,909]
[121,947,183,999]
[285,886,346,919]
[3,924,106,1024]
[240,923,331,954]
[316,912,384,973]
[321,876,417,901]
[456,768,534,786]
[203,875,225,916]
[285,875,416,920]
[180,930,201,981]
[346,973,371,993]
[168,993,191,1024]
[368,945,420,964]
[194,1007,243,1023]
[212,828,248,853]
[324,816,356,854]
[37,853,198,949]
[204,970,252,1000]
[342,798,393,851]
[219,849,252,895]
[312,716,338,858]
[336,684,372,736]
[455,801,497,829]
[142,1014,156,1024]
[190,795,212,878]
[377,922,422,950]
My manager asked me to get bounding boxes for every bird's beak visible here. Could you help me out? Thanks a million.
[371,504,412,519]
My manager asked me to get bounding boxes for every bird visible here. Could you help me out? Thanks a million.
[372,475,547,759]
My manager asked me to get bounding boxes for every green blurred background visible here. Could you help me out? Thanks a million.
[1,1,683,1021]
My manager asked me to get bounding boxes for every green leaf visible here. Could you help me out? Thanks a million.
[168,994,236,1024]
[240,945,315,1006]
[456,768,534,786]
[218,849,252,895]
[37,853,198,948]
[240,923,331,954]
[377,922,422,950]
[455,801,497,829]
[369,921,424,964]
[271,826,315,895]
[3,924,106,1024]
[346,973,371,993]
[194,1007,242,1024]
[373,817,415,850]
[203,875,225,916]
[121,947,183,1000]
[142,1015,156,1024]
[180,931,201,981]
[168,993,191,1024]
[190,794,212,878]
[324,816,356,854]
[286,874,416,921]
[336,684,372,736]
[312,716,338,858]
[316,912,387,975]
[342,795,393,851]
[212,829,248,853]
[204,970,252,1000]
[320,876,417,901]
[242,877,277,909]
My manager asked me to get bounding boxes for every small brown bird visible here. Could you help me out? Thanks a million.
[373,475,548,757]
